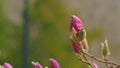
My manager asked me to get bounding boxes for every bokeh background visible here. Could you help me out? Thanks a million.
[0,0,120,68]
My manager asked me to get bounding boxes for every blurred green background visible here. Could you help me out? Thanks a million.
[0,0,120,68]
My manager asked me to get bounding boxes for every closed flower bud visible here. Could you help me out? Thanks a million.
[101,40,110,58]
[70,15,88,53]
[49,58,61,68]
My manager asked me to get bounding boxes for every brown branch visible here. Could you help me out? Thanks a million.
[82,51,120,67]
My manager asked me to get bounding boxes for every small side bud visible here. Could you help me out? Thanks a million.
[101,40,110,58]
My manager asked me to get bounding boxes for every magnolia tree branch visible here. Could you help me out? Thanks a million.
[82,51,120,67]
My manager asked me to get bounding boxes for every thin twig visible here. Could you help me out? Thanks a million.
[83,54,94,68]
[82,51,120,67]
[76,53,94,68]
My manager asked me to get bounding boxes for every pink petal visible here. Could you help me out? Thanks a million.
[70,15,83,32]
[71,39,83,53]
[49,58,60,68]
[3,62,13,68]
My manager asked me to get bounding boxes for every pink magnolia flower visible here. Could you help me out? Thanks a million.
[49,58,61,68]
[32,62,43,68]
[3,62,13,68]
[70,15,83,33]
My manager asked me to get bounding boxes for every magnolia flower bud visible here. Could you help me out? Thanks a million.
[49,58,61,68]
[70,15,89,53]
[101,40,110,58]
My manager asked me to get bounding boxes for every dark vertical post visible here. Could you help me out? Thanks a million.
[23,0,30,68]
